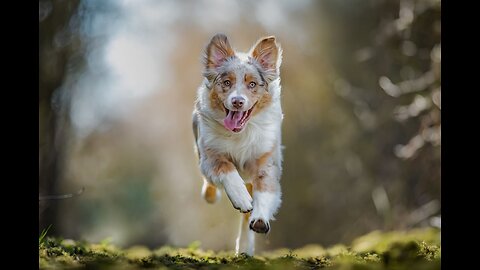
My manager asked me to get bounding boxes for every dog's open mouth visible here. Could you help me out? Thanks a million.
[223,104,256,133]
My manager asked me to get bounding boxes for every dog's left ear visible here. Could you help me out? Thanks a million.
[250,36,282,82]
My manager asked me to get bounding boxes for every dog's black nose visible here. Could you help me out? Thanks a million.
[231,97,245,109]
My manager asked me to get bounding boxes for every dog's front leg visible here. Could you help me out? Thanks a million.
[200,153,253,213]
[249,162,282,234]
[223,171,254,213]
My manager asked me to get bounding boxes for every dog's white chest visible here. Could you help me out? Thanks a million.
[222,123,276,166]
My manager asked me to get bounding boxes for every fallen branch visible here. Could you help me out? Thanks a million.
[39,187,85,201]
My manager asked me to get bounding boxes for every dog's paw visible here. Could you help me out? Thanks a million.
[234,204,253,213]
[229,191,253,213]
[225,186,253,213]
[249,218,270,234]
[222,174,253,213]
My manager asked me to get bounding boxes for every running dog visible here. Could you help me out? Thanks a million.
[192,34,283,256]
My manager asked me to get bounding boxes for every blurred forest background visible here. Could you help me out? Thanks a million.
[39,0,440,252]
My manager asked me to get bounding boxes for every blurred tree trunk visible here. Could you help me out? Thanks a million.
[39,0,80,233]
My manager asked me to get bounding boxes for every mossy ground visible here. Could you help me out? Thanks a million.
[39,228,440,269]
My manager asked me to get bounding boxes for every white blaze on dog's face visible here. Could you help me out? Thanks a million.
[203,34,282,133]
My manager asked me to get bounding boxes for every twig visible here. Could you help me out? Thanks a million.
[39,187,85,201]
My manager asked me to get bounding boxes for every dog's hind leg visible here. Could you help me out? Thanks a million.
[235,183,255,256]
[201,178,221,203]
[235,210,256,256]
[246,226,255,256]
[235,214,244,255]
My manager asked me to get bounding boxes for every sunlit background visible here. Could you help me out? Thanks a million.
[39,0,441,252]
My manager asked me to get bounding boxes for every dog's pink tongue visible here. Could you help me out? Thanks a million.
[224,111,244,131]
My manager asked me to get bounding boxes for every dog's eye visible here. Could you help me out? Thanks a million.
[223,80,231,87]
[248,82,256,88]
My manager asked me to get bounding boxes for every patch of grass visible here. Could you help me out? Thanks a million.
[39,228,440,269]
[39,224,52,245]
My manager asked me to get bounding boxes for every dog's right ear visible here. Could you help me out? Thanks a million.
[203,34,235,70]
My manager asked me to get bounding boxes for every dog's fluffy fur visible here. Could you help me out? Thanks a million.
[192,34,283,255]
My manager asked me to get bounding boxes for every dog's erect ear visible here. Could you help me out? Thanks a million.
[204,34,235,70]
[250,36,282,82]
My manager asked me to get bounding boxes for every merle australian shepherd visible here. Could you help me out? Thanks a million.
[192,34,283,255]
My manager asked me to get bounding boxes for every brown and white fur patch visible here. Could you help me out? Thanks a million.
[192,34,283,256]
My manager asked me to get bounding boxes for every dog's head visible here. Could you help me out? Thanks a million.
[202,34,282,133]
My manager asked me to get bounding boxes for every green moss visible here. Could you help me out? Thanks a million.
[351,228,440,254]
[39,228,440,269]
